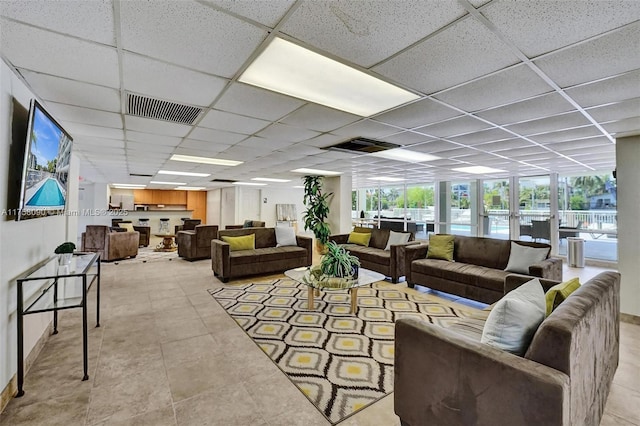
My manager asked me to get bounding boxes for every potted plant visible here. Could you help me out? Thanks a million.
[54,241,76,265]
[302,175,332,253]
[320,241,360,279]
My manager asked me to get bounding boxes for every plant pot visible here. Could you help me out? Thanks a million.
[315,240,327,254]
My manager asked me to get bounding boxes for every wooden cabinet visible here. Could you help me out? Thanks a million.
[133,189,192,207]
[187,191,207,223]
[133,189,153,204]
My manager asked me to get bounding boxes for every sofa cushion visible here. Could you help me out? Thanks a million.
[229,246,306,265]
[481,278,546,356]
[369,229,390,250]
[222,234,255,251]
[545,277,580,316]
[348,232,371,247]
[384,230,410,250]
[275,226,297,247]
[243,219,253,228]
[504,242,550,274]
[342,244,391,265]
[119,222,135,232]
[427,234,454,261]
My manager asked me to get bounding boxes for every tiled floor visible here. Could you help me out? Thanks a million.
[0,251,638,425]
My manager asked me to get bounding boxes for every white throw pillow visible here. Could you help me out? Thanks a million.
[275,226,297,247]
[481,278,546,356]
[504,242,550,274]
[384,230,411,251]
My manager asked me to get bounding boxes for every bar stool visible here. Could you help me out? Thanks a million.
[138,218,150,227]
[159,218,170,234]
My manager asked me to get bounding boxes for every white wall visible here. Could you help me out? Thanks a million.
[325,175,353,235]
[206,188,221,226]
[0,61,79,394]
[259,187,305,228]
[220,187,236,228]
[616,135,640,317]
[236,187,260,224]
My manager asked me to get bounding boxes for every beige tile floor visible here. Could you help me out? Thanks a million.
[0,251,638,425]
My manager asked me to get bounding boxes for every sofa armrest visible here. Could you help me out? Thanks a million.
[225,224,243,230]
[328,234,349,244]
[505,274,561,294]
[404,243,429,284]
[394,318,570,426]
[529,257,563,281]
[296,235,313,266]
[388,241,422,282]
[211,239,231,281]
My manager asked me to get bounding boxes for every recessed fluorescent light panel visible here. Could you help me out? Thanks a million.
[170,154,243,166]
[158,170,211,177]
[175,186,206,190]
[367,177,405,182]
[233,182,267,186]
[369,149,439,163]
[452,166,506,174]
[251,177,291,183]
[111,183,146,188]
[239,37,420,117]
[291,168,342,176]
[149,181,187,185]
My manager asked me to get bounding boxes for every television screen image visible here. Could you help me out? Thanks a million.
[17,100,73,220]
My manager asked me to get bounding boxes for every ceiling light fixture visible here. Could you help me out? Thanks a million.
[367,177,406,182]
[452,166,506,174]
[158,170,211,177]
[149,181,187,185]
[111,183,146,188]
[369,148,440,163]
[291,168,342,176]
[175,186,206,190]
[239,37,419,117]
[170,154,243,166]
[232,182,267,186]
[251,177,292,183]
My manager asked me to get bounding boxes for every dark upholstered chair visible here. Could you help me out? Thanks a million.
[81,225,138,261]
[175,219,201,235]
[531,219,551,242]
[112,220,150,247]
[177,225,219,260]
[225,220,266,229]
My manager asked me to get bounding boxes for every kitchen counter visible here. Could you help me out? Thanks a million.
[115,210,194,232]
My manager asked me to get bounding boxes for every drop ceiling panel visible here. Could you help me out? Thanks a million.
[215,83,306,121]
[434,65,553,112]
[332,120,400,139]
[281,0,466,67]
[411,140,461,152]
[204,0,294,27]
[601,117,640,134]
[177,138,233,152]
[188,127,247,144]
[126,141,175,154]
[0,0,115,45]
[74,136,125,149]
[416,116,492,138]
[280,104,360,132]
[126,131,183,147]
[482,0,640,58]
[299,134,346,148]
[506,112,592,136]
[565,70,640,107]
[237,136,296,150]
[124,116,191,137]
[585,98,640,122]
[529,126,604,143]
[534,22,640,88]
[475,138,535,152]
[198,110,270,135]
[120,1,266,77]
[47,102,122,129]
[373,17,519,94]
[374,99,461,128]
[475,92,575,125]
[256,123,321,142]
[448,128,513,145]
[220,144,272,158]
[383,132,433,145]
[63,123,124,140]
[1,20,119,87]
[544,137,612,151]
[122,53,228,107]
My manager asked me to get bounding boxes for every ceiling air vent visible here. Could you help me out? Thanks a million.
[323,137,401,154]
[129,173,153,177]
[210,178,237,183]
[126,92,203,125]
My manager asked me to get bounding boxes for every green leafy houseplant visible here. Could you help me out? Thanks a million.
[54,242,76,254]
[320,241,360,278]
[302,175,333,247]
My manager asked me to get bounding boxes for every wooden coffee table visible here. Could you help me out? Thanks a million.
[285,267,385,313]
[154,234,176,252]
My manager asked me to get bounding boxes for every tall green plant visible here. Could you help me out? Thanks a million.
[302,175,332,245]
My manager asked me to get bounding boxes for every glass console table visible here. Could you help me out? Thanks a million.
[16,252,101,397]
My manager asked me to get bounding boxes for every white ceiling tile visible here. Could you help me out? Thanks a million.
[237,136,297,150]
[482,0,640,57]
[126,131,183,147]
[475,92,575,125]
[585,98,640,122]
[177,139,233,152]
[299,134,346,148]
[373,17,519,94]
[199,110,270,134]
[535,22,640,87]
[282,0,466,67]
[122,53,228,107]
[189,127,247,144]
[565,70,640,107]
[1,20,119,87]
[475,138,536,152]
[63,123,124,140]
[215,83,306,120]
[332,120,399,139]
[19,70,121,112]
[220,145,269,158]
[434,65,553,112]
[126,141,175,154]
[0,0,115,45]
[280,104,360,132]
[46,102,122,129]
[529,126,604,143]
[126,149,168,159]
[448,128,513,145]
[415,116,492,138]
[256,123,320,142]
[74,136,125,149]
[204,0,294,27]
[374,99,461,128]
[411,140,461,152]
[506,112,592,136]
[544,137,613,151]
[382,132,433,145]
[120,1,266,77]
[601,117,640,135]
[124,116,191,137]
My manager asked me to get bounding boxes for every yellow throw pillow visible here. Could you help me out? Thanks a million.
[347,232,371,247]
[221,234,255,251]
[119,222,134,232]
[426,234,455,261]
[545,278,580,316]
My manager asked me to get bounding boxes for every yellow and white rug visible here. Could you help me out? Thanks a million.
[209,278,475,424]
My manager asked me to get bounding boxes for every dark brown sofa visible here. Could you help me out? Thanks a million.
[394,271,620,426]
[81,225,139,261]
[329,228,418,283]
[225,220,266,229]
[177,224,219,261]
[405,235,563,304]
[211,227,312,282]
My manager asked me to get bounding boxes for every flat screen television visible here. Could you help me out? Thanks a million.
[17,99,73,221]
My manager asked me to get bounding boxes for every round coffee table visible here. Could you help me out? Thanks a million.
[154,234,176,252]
[285,267,385,313]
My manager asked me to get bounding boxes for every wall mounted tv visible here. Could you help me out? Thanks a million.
[17,99,73,221]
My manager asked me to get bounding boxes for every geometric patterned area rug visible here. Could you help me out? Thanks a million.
[208,278,475,424]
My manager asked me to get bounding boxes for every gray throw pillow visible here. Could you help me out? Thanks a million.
[384,230,411,251]
[504,242,550,274]
[275,226,297,247]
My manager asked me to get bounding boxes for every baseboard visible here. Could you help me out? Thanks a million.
[0,321,52,414]
[621,313,640,326]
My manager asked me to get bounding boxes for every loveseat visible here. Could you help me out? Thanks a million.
[225,220,266,229]
[81,225,139,261]
[394,271,621,426]
[405,235,563,304]
[211,227,312,282]
[177,224,219,261]
[329,228,418,283]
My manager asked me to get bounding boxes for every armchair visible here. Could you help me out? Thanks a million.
[174,219,201,235]
[112,220,150,247]
[531,219,551,242]
[177,224,219,260]
[81,225,138,261]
